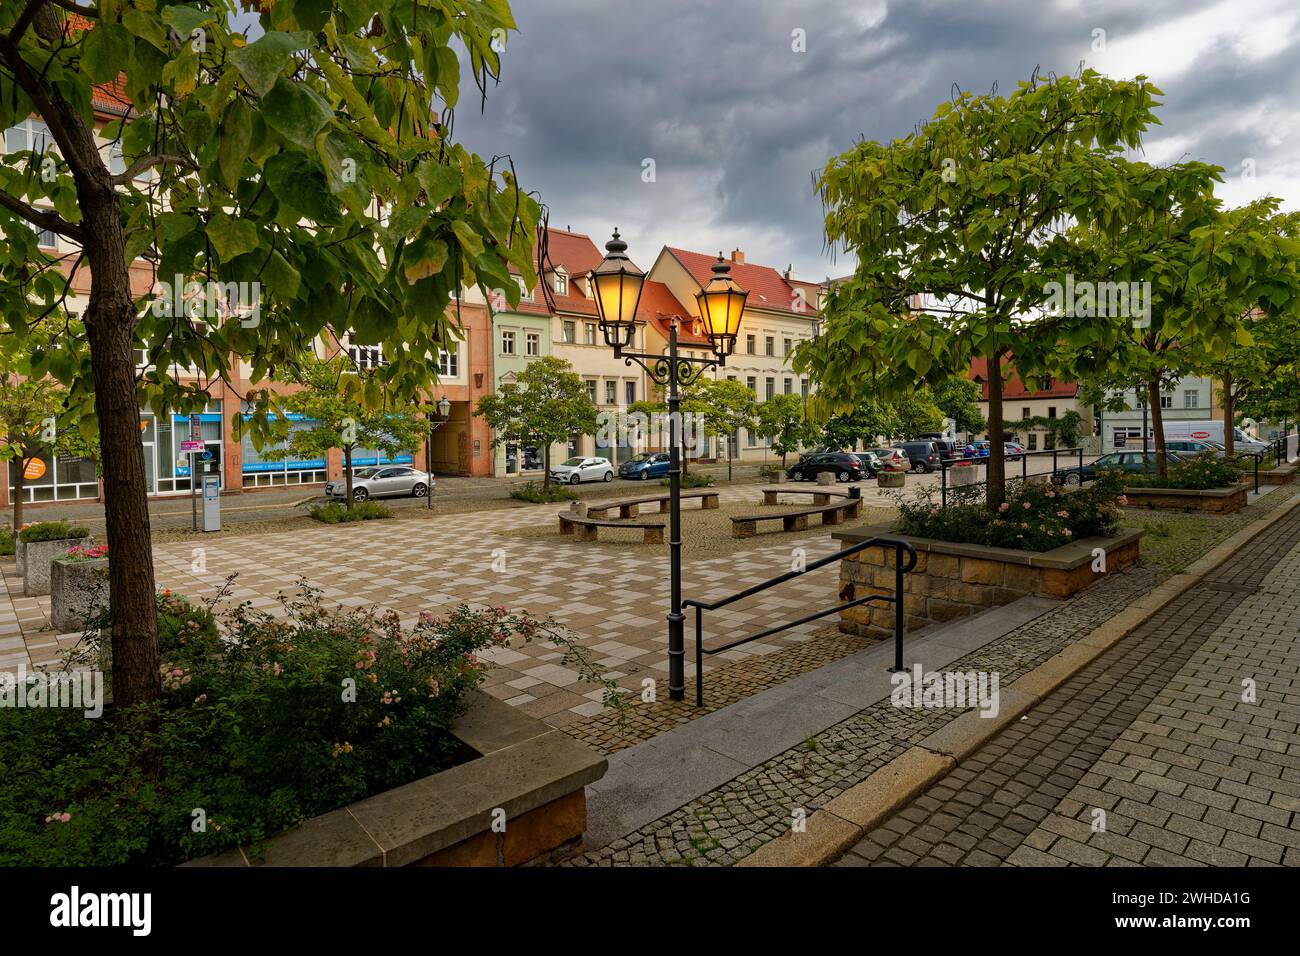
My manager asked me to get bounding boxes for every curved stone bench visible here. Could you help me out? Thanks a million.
[585,489,719,519]
[760,487,851,506]
[730,499,862,538]
[558,513,666,544]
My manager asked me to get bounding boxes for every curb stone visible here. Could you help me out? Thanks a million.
[739,491,1300,867]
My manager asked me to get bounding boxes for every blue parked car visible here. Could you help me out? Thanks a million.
[619,452,671,480]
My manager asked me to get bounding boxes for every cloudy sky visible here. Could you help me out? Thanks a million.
[445,0,1300,282]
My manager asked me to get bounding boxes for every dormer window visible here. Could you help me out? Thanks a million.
[553,268,568,296]
[516,276,533,303]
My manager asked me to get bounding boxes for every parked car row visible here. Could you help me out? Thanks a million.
[1051,450,1194,485]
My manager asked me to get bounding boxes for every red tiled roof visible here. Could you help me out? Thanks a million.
[665,247,818,317]
[968,358,1079,400]
[62,12,133,115]
[646,313,711,346]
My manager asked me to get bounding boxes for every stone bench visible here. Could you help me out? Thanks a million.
[730,499,862,538]
[558,513,666,544]
[760,487,851,506]
[586,489,719,519]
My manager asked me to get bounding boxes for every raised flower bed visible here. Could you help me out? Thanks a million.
[50,545,109,633]
[1120,453,1249,514]
[1,592,618,867]
[838,472,1139,635]
[17,521,92,597]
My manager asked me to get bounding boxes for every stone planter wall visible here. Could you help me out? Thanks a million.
[186,692,607,868]
[877,471,905,490]
[835,525,1143,637]
[1122,483,1248,514]
[21,536,93,597]
[1261,463,1296,486]
[50,558,109,633]
[14,539,25,577]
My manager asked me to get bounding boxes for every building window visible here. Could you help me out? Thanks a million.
[625,381,635,405]
[1184,389,1199,409]
[4,118,52,156]
[746,334,756,354]
[1160,393,1173,409]
[746,375,756,393]
[585,380,597,404]
[801,379,809,399]
[1022,407,1031,420]
[516,276,533,303]
[562,320,575,343]
[348,339,384,369]
[501,330,515,355]
[584,323,597,346]
[604,381,616,405]
[1027,433,1038,450]
[107,142,126,176]
[437,347,458,377]
[783,337,793,357]
[1047,406,1057,419]
[765,377,775,401]
[525,332,540,356]
[765,336,775,357]
[554,272,567,295]
[28,218,57,249]
[783,377,793,395]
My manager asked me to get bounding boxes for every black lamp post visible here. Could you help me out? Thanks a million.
[590,230,747,701]
[425,394,451,510]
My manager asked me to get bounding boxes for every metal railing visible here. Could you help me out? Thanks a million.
[938,447,1087,508]
[681,535,917,706]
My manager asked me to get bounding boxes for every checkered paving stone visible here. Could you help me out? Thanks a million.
[0,486,856,726]
[834,498,1300,868]
[562,488,1299,866]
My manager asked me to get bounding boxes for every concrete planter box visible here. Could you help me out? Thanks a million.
[1122,483,1248,514]
[21,535,93,597]
[186,693,607,868]
[50,558,109,633]
[948,465,980,487]
[834,524,1143,637]
[14,539,24,577]
[877,471,906,489]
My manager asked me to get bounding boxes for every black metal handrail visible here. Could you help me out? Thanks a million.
[938,447,1087,507]
[681,536,918,707]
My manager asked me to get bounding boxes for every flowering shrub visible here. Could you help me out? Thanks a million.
[0,583,624,866]
[1122,453,1242,491]
[58,544,109,563]
[895,472,1124,552]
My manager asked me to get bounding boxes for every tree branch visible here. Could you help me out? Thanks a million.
[8,0,45,46]
[0,185,85,241]
[109,154,195,186]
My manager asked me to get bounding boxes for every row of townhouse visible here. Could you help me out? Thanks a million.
[2,86,824,506]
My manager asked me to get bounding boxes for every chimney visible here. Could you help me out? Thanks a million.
[730,248,744,265]
[783,264,795,280]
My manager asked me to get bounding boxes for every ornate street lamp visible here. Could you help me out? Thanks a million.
[591,232,747,701]
[424,394,452,511]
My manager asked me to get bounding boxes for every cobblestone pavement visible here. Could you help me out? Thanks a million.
[563,488,1297,866]
[0,485,871,726]
[835,498,1300,868]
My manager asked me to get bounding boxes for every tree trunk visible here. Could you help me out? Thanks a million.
[343,444,355,509]
[1221,371,1235,457]
[986,352,1006,509]
[85,302,161,710]
[542,442,551,489]
[1147,380,1169,479]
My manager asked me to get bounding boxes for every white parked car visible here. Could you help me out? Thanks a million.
[549,456,614,485]
[324,466,434,501]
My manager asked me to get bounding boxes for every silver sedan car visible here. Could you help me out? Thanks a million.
[324,466,434,501]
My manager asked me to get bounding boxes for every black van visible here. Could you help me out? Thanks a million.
[894,440,945,473]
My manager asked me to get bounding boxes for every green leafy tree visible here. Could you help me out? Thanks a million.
[262,355,423,508]
[754,393,816,468]
[929,376,986,436]
[889,391,945,440]
[0,1,534,707]
[820,401,897,451]
[685,378,756,481]
[475,356,597,488]
[1069,188,1300,471]
[798,69,1162,507]
[0,374,99,531]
